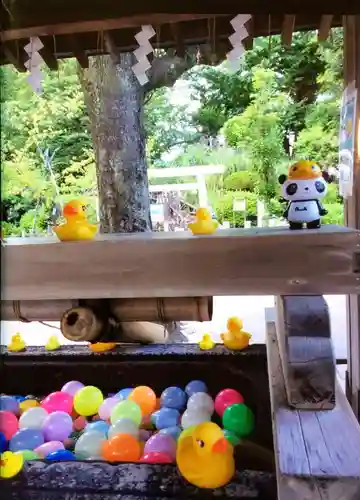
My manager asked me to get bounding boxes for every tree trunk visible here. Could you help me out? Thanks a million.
[81,53,151,233]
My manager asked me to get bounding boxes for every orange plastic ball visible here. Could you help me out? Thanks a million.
[102,433,141,462]
[128,386,156,416]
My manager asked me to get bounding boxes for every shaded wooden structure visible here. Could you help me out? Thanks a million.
[1,4,360,500]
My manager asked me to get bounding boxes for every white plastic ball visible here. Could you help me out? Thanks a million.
[181,409,211,429]
[108,418,139,440]
[19,407,48,430]
[74,430,106,459]
[187,392,214,415]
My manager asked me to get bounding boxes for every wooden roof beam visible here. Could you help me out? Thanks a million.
[318,15,334,42]
[66,35,88,68]
[281,14,296,47]
[0,14,217,43]
[170,22,185,58]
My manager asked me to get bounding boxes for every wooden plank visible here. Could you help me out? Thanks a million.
[344,15,360,421]
[2,225,360,301]
[265,309,360,500]
[281,15,296,47]
[275,296,335,410]
[318,15,334,42]
[0,14,217,42]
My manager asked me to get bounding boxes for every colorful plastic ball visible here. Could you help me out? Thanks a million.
[108,418,139,439]
[223,429,242,447]
[19,407,48,430]
[46,449,76,461]
[159,426,182,441]
[187,392,214,415]
[15,450,41,461]
[185,380,208,397]
[128,386,157,415]
[115,388,133,400]
[140,451,173,464]
[0,451,24,479]
[151,410,160,426]
[181,409,211,429]
[98,397,119,421]
[74,386,104,417]
[102,433,141,462]
[0,432,7,452]
[222,403,254,437]
[110,400,142,426]
[86,420,110,437]
[35,441,65,458]
[13,396,25,403]
[139,429,151,442]
[74,430,106,459]
[154,408,180,430]
[0,396,19,415]
[10,429,44,452]
[19,400,39,414]
[214,389,244,417]
[61,381,85,397]
[160,387,186,410]
[41,392,73,415]
[144,433,177,460]
[0,411,19,440]
[42,411,73,441]
[73,416,87,431]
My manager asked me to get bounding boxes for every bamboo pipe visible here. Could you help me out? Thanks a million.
[2,297,213,323]
[60,306,104,342]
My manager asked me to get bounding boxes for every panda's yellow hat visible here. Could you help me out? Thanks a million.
[288,160,322,180]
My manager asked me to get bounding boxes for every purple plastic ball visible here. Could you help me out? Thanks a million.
[144,433,177,460]
[0,396,19,415]
[42,411,73,442]
[9,428,44,452]
[61,381,84,397]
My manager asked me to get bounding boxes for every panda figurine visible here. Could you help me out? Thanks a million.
[278,160,331,230]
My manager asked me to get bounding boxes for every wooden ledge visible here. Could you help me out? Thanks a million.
[3,225,360,300]
[265,309,360,499]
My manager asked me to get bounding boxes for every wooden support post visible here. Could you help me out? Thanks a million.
[266,307,360,500]
[275,296,335,409]
[39,42,58,70]
[67,35,89,68]
[318,15,334,42]
[103,31,120,64]
[344,15,360,420]
[281,15,295,47]
[2,42,26,72]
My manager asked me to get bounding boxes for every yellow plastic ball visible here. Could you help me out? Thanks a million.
[19,400,40,414]
[0,451,24,479]
[73,386,104,417]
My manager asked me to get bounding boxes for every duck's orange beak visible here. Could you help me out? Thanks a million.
[63,204,78,217]
[212,437,229,453]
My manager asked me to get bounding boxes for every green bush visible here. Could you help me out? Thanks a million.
[322,202,344,225]
[223,171,259,192]
[324,183,342,204]
[214,191,258,227]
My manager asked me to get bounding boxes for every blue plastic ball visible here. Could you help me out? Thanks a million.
[0,432,8,453]
[151,410,160,426]
[46,450,76,461]
[159,426,182,441]
[185,380,208,397]
[85,420,110,436]
[116,388,133,400]
[9,429,44,452]
[13,396,26,403]
[155,408,180,430]
[0,395,19,414]
[160,387,186,410]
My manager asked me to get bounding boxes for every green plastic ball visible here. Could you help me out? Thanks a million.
[222,403,254,437]
[15,450,41,461]
[223,429,242,446]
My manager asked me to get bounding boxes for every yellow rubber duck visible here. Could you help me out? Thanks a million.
[198,334,215,350]
[53,200,98,242]
[45,335,61,351]
[8,333,26,352]
[0,451,24,479]
[220,317,252,351]
[188,208,218,235]
[176,422,235,489]
[89,342,117,353]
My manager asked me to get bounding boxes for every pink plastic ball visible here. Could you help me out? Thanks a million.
[0,410,19,440]
[98,398,118,421]
[73,416,87,431]
[35,441,65,458]
[214,389,244,417]
[144,433,177,460]
[61,381,85,397]
[41,392,73,415]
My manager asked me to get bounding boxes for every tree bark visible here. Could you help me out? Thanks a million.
[81,53,151,233]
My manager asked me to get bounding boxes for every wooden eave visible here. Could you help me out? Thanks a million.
[0,10,344,70]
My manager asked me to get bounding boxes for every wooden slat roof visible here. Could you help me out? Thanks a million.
[2,0,353,71]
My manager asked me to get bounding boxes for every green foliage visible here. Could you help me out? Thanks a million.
[223,68,288,205]
[223,171,259,191]
[322,202,344,225]
[214,191,258,227]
